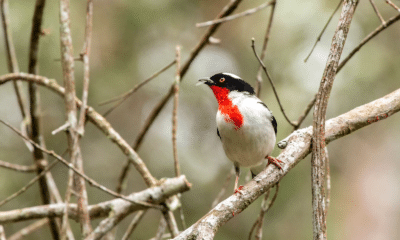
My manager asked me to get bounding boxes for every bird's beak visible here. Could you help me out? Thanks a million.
[196,77,213,86]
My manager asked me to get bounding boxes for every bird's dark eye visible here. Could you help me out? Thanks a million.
[219,78,225,83]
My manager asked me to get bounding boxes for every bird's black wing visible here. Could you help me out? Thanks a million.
[258,102,277,135]
[271,116,277,135]
[217,128,221,139]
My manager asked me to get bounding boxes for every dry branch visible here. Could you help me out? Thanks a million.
[196,0,273,27]
[0,73,157,187]
[312,1,358,239]
[0,175,191,224]
[173,86,400,239]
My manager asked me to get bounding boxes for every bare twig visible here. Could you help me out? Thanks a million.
[292,93,317,131]
[0,160,36,172]
[369,0,386,26]
[84,176,191,240]
[0,176,191,224]
[173,46,181,177]
[0,160,59,207]
[298,12,400,132]
[1,0,28,119]
[255,183,279,240]
[153,217,168,240]
[251,38,296,127]
[0,119,158,209]
[59,0,92,237]
[162,210,180,238]
[173,86,400,240]
[337,13,400,72]
[121,210,147,240]
[196,0,273,28]
[77,0,93,136]
[312,1,358,239]
[100,59,176,117]
[386,0,400,12]
[248,189,270,240]
[211,168,234,208]
[8,219,49,240]
[27,0,60,238]
[115,0,242,194]
[304,0,343,62]
[0,73,157,187]
[255,0,276,97]
[0,225,5,240]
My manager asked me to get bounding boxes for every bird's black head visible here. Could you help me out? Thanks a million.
[198,73,255,95]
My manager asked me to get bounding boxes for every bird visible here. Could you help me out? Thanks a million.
[197,72,283,193]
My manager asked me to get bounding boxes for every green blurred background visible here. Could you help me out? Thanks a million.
[1,0,400,239]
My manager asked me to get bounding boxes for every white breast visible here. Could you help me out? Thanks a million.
[216,92,276,168]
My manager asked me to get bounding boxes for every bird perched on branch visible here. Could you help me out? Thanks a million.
[197,73,283,193]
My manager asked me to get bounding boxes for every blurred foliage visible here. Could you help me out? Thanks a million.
[1,0,400,239]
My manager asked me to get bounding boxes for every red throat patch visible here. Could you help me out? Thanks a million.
[210,86,243,129]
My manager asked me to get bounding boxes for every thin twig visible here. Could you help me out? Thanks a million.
[0,160,37,172]
[369,0,386,26]
[337,12,400,72]
[196,0,273,28]
[248,189,270,240]
[178,198,187,229]
[304,0,343,62]
[77,0,93,136]
[255,0,276,97]
[121,210,147,240]
[0,73,158,188]
[27,0,60,239]
[1,0,28,119]
[0,160,59,207]
[297,12,400,132]
[153,217,168,240]
[312,1,358,239]
[292,93,317,131]
[173,46,181,177]
[115,0,242,196]
[251,38,296,127]
[386,0,400,12]
[8,219,49,240]
[0,225,5,240]
[255,183,279,240]
[211,168,234,208]
[163,210,180,238]
[59,0,92,237]
[100,59,176,117]
[0,119,160,209]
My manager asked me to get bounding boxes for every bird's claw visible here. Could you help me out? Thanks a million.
[266,156,283,169]
[234,185,244,194]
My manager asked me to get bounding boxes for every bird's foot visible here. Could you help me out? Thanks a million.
[234,185,244,194]
[266,156,283,169]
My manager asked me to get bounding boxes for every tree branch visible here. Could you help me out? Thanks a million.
[0,175,191,224]
[172,86,400,239]
[0,73,157,187]
[312,1,358,239]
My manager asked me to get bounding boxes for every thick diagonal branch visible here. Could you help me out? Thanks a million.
[173,86,400,239]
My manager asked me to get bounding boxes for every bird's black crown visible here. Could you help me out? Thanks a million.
[208,73,255,95]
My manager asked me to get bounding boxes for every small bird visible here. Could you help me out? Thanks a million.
[197,73,282,193]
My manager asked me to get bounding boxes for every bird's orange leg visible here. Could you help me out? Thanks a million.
[266,156,283,169]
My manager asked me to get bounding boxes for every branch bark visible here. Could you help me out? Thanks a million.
[173,86,400,239]
[0,176,191,224]
[312,1,358,239]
